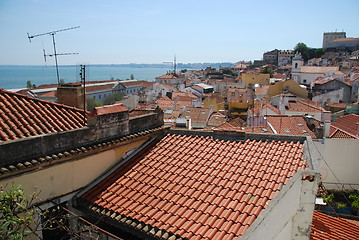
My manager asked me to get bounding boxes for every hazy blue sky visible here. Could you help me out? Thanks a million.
[1,0,358,65]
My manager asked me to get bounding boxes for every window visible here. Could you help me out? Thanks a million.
[283,129,290,133]
[298,123,303,126]
[302,130,308,133]
[261,128,269,132]
[295,63,298,68]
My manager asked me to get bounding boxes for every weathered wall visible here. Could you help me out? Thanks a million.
[242,73,270,87]
[0,111,163,167]
[268,79,308,98]
[129,109,163,133]
[0,138,148,204]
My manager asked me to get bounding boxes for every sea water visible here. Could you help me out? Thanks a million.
[0,65,171,90]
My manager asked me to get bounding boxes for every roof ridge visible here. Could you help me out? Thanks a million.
[330,125,358,139]
[0,88,88,113]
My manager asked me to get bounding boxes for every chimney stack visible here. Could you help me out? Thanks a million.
[56,84,85,109]
[321,110,331,122]
[323,121,331,138]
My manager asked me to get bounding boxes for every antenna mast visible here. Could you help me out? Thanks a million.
[174,54,177,76]
[27,26,80,85]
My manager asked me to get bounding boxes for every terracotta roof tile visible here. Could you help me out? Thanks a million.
[80,133,306,239]
[330,114,359,139]
[0,89,86,142]
[207,112,227,127]
[287,100,324,113]
[181,107,212,125]
[311,211,359,240]
[250,102,280,115]
[265,115,317,139]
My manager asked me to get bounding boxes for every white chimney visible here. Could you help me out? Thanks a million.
[321,111,331,122]
[323,121,331,138]
[279,95,286,115]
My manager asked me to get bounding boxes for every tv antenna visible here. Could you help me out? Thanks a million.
[163,54,178,77]
[27,26,80,85]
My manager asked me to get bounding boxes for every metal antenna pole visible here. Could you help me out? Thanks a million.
[174,54,177,75]
[51,33,61,84]
[80,64,87,125]
[27,26,80,85]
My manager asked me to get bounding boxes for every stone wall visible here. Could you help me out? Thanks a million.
[0,110,163,168]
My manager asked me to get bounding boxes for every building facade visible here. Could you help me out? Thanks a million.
[322,32,346,49]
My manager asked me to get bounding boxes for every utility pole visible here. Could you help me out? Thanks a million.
[79,64,86,125]
[27,26,80,85]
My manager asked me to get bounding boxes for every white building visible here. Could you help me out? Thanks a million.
[291,53,339,85]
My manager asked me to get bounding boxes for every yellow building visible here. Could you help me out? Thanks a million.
[268,79,308,98]
[203,92,225,112]
[242,73,270,87]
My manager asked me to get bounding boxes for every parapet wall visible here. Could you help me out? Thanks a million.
[0,110,163,168]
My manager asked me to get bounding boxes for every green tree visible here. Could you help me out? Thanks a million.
[86,97,102,111]
[222,68,237,77]
[0,185,36,239]
[103,92,125,105]
[130,74,135,80]
[26,81,36,89]
[259,66,274,78]
[349,193,359,209]
[294,42,310,61]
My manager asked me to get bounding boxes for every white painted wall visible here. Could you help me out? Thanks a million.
[285,110,322,122]
[317,138,359,189]
[240,170,319,240]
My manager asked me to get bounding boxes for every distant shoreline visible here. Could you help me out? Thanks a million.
[0,62,235,69]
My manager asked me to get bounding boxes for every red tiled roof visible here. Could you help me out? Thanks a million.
[329,127,357,139]
[207,112,227,127]
[157,98,174,110]
[287,100,324,113]
[172,92,198,101]
[265,115,317,139]
[81,133,306,239]
[330,114,359,138]
[250,102,280,115]
[272,73,286,79]
[181,107,212,125]
[311,211,359,240]
[213,122,241,131]
[229,117,246,127]
[120,80,150,87]
[39,90,56,97]
[254,85,269,97]
[206,92,225,104]
[0,89,86,142]
[156,73,182,79]
[243,126,274,134]
[89,103,128,116]
[85,83,116,93]
[160,83,177,91]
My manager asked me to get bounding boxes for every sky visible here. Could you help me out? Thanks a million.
[0,0,359,65]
